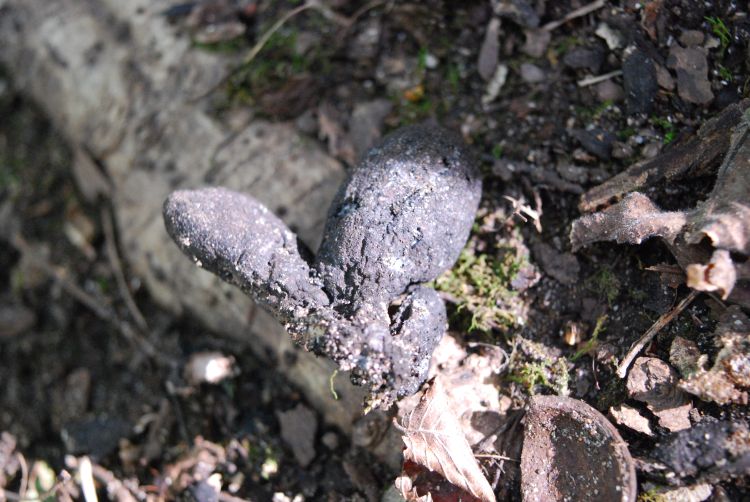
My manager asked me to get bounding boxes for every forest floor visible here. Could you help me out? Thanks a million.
[1,0,749,501]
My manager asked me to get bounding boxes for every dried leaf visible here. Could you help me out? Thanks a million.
[396,378,495,502]
[680,306,750,405]
[686,249,736,299]
[570,192,687,251]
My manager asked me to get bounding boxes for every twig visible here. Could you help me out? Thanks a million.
[78,457,98,502]
[542,0,606,31]
[8,233,167,365]
[474,453,520,462]
[101,206,149,332]
[616,290,699,378]
[18,453,28,502]
[577,69,623,87]
[192,0,354,101]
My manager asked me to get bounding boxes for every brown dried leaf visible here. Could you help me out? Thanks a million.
[570,192,687,251]
[680,306,750,405]
[686,249,737,299]
[397,378,495,502]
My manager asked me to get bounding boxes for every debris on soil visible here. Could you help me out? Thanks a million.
[395,377,495,502]
[679,306,750,405]
[669,336,708,378]
[572,104,750,307]
[520,395,637,502]
[609,404,654,437]
[667,43,714,105]
[653,420,750,482]
[641,483,713,502]
[626,357,692,432]
[164,124,482,407]
[277,404,318,468]
[0,302,35,339]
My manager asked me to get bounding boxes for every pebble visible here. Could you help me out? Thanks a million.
[595,22,623,50]
[520,62,545,83]
[679,29,704,47]
[571,127,616,160]
[654,63,676,91]
[622,46,658,115]
[595,80,624,102]
[522,28,551,58]
[563,47,604,73]
[667,45,714,105]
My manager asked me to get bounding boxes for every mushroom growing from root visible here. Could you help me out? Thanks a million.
[163,124,482,408]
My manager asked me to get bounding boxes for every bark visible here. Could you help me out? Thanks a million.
[0,0,369,431]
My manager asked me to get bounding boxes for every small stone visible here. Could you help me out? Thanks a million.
[571,127,616,161]
[657,483,712,502]
[679,29,705,47]
[655,64,675,91]
[0,303,36,339]
[532,242,580,285]
[519,62,545,83]
[611,141,634,159]
[563,47,604,72]
[424,53,439,69]
[622,46,658,115]
[348,18,381,61]
[610,404,654,436]
[277,404,317,467]
[667,45,714,105]
[478,18,501,81]
[321,431,339,450]
[595,22,623,50]
[522,28,551,58]
[595,80,624,102]
[627,357,692,432]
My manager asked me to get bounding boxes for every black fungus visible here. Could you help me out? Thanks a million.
[163,124,482,407]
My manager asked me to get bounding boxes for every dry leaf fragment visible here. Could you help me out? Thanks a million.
[686,249,737,299]
[680,306,750,405]
[396,378,495,502]
[570,192,687,251]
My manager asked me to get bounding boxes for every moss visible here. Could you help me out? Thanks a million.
[585,266,621,305]
[435,245,524,333]
[571,315,608,362]
[705,16,731,58]
[508,357,570,396]
[651,116,676,144]
[637,489,665,502]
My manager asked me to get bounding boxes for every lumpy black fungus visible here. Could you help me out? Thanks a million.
[163,124,482,407]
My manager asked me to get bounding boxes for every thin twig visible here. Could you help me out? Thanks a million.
[9,233,167,365]
[192,0,353,101]
[577,69,623,87]
[616,290,699,378]
[542,0,606,31]
[474,453,520,462]
[78,457,98,502]
[101,206,149,332]
[17,453,28,502]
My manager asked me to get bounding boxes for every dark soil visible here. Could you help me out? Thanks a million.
[1,0,749,500]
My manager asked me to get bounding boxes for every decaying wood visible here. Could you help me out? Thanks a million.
[579,99,750,212]
[0,0,369,431]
